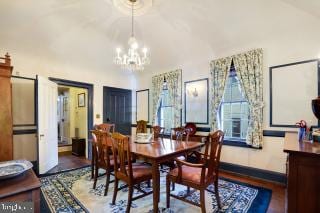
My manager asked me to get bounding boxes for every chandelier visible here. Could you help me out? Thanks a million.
[114,0,150,71]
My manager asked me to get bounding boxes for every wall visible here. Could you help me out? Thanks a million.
[2,0,320,172]
[134,4,320,174]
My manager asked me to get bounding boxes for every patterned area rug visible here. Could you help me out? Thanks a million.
[40,167,271,213]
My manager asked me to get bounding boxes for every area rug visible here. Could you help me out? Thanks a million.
[40,167,271,213]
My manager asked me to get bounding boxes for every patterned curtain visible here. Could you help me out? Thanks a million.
[151,74,165,125]
[210,57,233,131]
[233,49,264,148]
[166,69,182,128]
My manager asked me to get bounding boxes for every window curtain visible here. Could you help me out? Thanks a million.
[151,69,182,127]
[166,69,182,128]
[151,74,165,125]
[210,57,233,131]
[233,48,264,148]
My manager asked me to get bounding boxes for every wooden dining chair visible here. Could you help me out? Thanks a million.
[152,125,165,139]
[91,124,115,179]
[166,130,224,212]
[90,130,115,196]
[95,123,115,133]
[111,132,153,213]
[136,120,148,134]
[171,127,190,141]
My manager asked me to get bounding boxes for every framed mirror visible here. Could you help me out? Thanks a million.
[269,59,320,127]
[136,89,149,122]
[184,78,209,124]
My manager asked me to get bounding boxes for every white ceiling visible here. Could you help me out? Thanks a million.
[0,0,319,76]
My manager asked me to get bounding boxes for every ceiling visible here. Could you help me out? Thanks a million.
[0,0,319,76]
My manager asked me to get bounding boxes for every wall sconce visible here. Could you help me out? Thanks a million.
[187,87,198,97]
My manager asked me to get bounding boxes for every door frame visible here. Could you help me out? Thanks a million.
[103,86,132,134]
[49,77,94,160]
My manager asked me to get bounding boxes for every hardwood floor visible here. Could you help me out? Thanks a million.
[46,154,91,174]
[45,155,285,212]
[220,171,286,213]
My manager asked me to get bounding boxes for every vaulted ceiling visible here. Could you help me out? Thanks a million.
[0,0,319,77]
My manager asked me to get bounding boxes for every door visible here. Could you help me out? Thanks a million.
[37,76,58,174]
[103,87,132,135]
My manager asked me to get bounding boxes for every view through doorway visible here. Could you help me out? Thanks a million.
[57,85,88,155]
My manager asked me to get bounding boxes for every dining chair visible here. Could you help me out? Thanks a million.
[171,127,190,141]
[95,123,115,133]
[152,125,165,139]
[111,132,153,213]
[166,130,224,212]
[136,120,148,134]
[90,129,115,196]
[91,124,115,179]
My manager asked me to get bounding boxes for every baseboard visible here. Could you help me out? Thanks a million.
[58,151,72,156]
[220,162,287,185]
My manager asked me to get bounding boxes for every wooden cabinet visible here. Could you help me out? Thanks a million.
[72,137,86,156]
[284,132,320,213]
[0,53,13,161]
[0,170,41,213]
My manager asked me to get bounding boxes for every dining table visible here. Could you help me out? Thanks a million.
[92,134,204,213]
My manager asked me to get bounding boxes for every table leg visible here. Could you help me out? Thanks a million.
[152,160,160,213]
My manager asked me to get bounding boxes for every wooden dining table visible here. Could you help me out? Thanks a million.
[93,134,204,213]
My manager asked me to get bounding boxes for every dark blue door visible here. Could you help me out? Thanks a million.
[103,87,132,135]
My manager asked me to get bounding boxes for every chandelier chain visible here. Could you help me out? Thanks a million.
[131,1,134,37]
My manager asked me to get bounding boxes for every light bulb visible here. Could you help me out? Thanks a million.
[131,42,138,49]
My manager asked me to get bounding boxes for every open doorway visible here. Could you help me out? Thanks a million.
[57,85,88,152]
[55,85,90,171]
[44,78,93,174]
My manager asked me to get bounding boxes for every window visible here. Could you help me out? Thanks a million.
[157,89,174,135]
[220,67,249,141]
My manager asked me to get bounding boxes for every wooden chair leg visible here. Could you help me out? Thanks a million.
[214,180,221,209]
[172,182,175,191]
[104,172,110,196]
[93,165,99,189]
[126,186,134,213]
[91,164,94,179]
[112,178,119,205]
[200,189,206,213]
[147,180,151,188]
[187,186,190,194]
[166,175,171,208]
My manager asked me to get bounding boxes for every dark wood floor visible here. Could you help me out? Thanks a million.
[46,154,91,174]
[46,155,285,212]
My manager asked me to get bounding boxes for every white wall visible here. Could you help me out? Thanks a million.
[3,0,320,172]
[134,2,320,174]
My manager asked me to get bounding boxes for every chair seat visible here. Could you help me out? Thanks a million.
[126,163,152,180]
[169,165,208,185]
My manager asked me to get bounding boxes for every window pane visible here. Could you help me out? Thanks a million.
[232,119,241,138]
[223,120,232,138]
[231,103,241,119]
[157,89,174,134]
[219,69,250,141]
[241,120,248,138]
[221,103,231,119]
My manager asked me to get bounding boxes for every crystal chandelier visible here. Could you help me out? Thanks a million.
[114,0,150,71]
